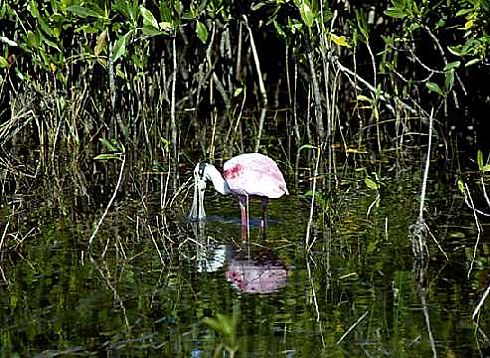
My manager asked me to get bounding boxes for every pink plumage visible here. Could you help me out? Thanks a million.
[223,153,288,199]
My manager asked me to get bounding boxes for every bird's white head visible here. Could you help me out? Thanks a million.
[189,162,208,221]
[189,161,232,221]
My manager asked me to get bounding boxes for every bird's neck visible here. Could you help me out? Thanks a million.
[205,164,231,195]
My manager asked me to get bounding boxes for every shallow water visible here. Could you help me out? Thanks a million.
[0,176,489,356]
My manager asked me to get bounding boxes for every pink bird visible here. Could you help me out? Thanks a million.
[189,153,288,229]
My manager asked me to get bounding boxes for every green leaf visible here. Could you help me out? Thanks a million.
[114,0,138,25]
[288,19,303,34]
[447,46,464,56]
[112,35,126,62]
[355,9,369,41]
[39,33,60,52]
[94,153,121,161]
[456,8,472,17]
[159,22,174,32]
[426,81,443,96]
[159,2,172,22]
[330,33,350,47]
[305,190,326,207]
[477,150,483,170]
[367,240,377,253]
[29,0,41,19]
[31,3,55,38]
[25,30,39,48]
[356,94,372,102]
[445,69,454,91]
[203,314,236,337]
[435,18,446,29]
[444,61,461,71]
[365,177,378,191]
[450,231,466,238]
[481,165,490,172]
[66,5,104,18]
[203,317,223,334]
[141,26,164,37]
[140,6,159,29]
[251,2,269,11]
[466,58,480,67]
[273,20,286,38]
[94,30,107,56]
[99,138,118,152]
[15,68,26,81]
[174,1,183,15]
[115,65,126,79]
[196,21,208,44]
[298,144,317,152]
[160,136,170,150]
[384,7,407,19]
[233,87,243,97]
[407,22,421,32]
[0,56,8,68]
[299,1,314,28]
[457,179,465,194]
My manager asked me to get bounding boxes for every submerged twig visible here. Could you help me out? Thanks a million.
[465,182,483,278]
[419,286,437,358]
[473,282,490,321]
[481,176,490,209]
[91,258,130,328]
[460,183,490,217]
[418,108,434,223]
[411,108,434,259]
[423,222,448,260]
[306,255,325,348]
[0,221,9,252]
[474,323,490,346]
[336,310,369,344]
[305,145,321,251]
[88,154,126,249]
[409,108,438,356]
[0,264,7,286]
[150,223,165,266]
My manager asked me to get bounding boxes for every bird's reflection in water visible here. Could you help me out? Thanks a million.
[189,221,289,294]
[226,245,288,294]
[189,221,228,273]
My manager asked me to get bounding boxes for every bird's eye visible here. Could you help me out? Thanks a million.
[198,162,206,177]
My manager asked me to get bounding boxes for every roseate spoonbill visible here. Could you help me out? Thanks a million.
[189,153,288,227]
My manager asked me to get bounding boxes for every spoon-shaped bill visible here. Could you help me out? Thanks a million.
[189,174,206,220]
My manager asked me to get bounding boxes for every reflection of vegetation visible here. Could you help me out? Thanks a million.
[0,172,488,355]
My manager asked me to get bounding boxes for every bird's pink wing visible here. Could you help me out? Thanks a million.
[223,153,287,198]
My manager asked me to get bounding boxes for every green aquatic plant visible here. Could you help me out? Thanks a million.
[476,149,490,173]
[203,313,239,358]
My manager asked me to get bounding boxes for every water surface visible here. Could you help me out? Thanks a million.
[1,176,489,356]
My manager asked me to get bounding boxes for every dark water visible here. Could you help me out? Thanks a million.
[1,175,489,356]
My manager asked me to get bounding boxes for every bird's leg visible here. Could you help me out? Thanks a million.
[238,195,249,239]
[238,196,247,226]
[260,197,269,229]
